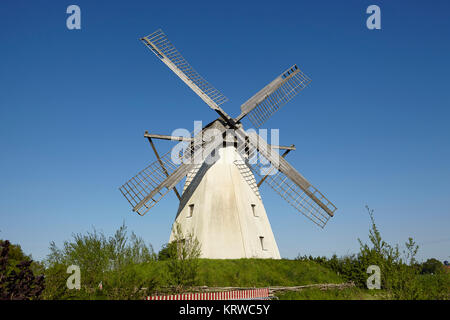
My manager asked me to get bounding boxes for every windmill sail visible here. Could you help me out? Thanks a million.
[119,126,226,216]
[235,129,336,228]
[239,65,311,128]
[119,151,180,216]
[247,157,334,228]
[141,29,229,116]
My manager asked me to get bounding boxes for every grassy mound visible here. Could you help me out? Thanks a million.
[137,258,344,287]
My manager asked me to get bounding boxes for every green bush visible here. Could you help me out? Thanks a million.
[0,240,45,300]
[296,206,449,300]
[416,273,450,299]
[165,223,201,291]
[43,223,158,300]
[158,243,176,261]
[421,258,444,275]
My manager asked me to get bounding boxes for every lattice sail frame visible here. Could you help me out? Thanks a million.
[241,65,311,128]
[141,29,228,107]
[119,151,178,216]
[119,125,226,216]
[234,130,337,228]
[247,156,334,228]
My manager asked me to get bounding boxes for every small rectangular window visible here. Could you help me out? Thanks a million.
[251,204,258,217]
[187,204,194,218]
[259,236,266,251]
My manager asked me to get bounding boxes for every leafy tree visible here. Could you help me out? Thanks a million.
[0,240,45,300]
[421,258,443,275]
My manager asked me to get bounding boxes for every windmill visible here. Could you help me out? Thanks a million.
[119,29,337,259]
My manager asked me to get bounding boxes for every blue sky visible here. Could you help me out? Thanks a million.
[1,0,449,262]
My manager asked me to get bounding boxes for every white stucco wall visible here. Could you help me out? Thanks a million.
[169,146,281,259]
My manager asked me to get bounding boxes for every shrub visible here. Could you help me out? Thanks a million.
[296,206,450,300]
[165,222,201,291]
[0,240,45,300]
[421,258,444,275]
[43,223,158,300]
[158,242,177,261]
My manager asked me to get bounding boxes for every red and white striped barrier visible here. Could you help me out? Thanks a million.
[146,288,270,300]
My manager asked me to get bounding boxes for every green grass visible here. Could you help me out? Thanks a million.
[43,257,450,300]
[274,273,450,300]
[276,288,387,300]
[415,273,450,299]
[135,258,344,288]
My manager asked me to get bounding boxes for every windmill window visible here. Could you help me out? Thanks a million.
[251,204,258,217]
[187,204,194,218]
[259,236,266,251]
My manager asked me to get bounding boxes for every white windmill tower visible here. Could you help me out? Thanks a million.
[119,29,337,259]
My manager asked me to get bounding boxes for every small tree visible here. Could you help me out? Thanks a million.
[357,206,401,289]
[421,258,443,275]
[357,206,424,299]
[166,223,201,292]
[404,237,419,266]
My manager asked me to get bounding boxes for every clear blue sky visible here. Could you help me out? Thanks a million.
[1,0,449,262]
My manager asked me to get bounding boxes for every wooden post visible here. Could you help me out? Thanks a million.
[146,136,181,201]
